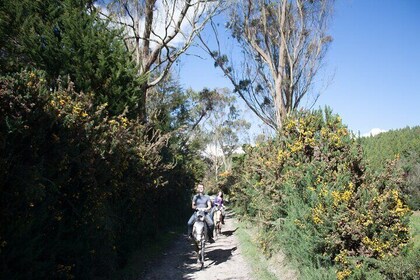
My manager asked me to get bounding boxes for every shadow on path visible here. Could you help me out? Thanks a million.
[141,210,252,280]
[221,227,238,237]
[204,246,237,267]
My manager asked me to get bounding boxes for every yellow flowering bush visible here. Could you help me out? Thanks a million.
[231,108,413,279]
[1,70,191,279]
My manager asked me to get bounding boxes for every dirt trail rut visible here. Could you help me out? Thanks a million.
[141,212,254,280]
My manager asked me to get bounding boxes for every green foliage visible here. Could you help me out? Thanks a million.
[148,75,211,132]
[0,1,208,279]
[196,88,251,192]
[360,126,420,170]
[231,108,415,279]
[374,249,420,280]
[361,127,420,210]
[235,221,280,280]
[0,70,196,279]
[411,213,420,250]
[0,0,144,116]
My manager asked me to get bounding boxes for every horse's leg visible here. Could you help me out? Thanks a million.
[195,242,200,263]
[200,239,205,268]
[213,212,219,237]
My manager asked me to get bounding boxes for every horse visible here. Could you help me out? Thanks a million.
[192,208,207,269]
[213,205,223,236]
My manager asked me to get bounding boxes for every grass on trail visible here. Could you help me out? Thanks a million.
[411,211,420,250]
[234,218,300,280]
[235,220,278,280]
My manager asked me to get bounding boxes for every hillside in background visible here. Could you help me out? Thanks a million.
[361,126,420,209]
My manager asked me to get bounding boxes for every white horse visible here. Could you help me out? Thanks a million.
[213,205,223,236]
[192,208,207,269]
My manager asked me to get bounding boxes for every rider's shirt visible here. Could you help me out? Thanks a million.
[214,196,223,206]
[193,194,210,209]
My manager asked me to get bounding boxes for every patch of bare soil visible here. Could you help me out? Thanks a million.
[140,212,254,280]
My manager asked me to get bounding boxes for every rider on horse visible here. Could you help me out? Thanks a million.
[187,184,215,243]
[213,191,225,224]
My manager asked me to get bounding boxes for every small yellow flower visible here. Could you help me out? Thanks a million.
[312,203,324,224]
[337,269,351,280]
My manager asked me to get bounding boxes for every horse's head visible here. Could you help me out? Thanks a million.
[193,209,207,242]
[193,220,205,242]
[196,209,206,222]
[213,207,222,223]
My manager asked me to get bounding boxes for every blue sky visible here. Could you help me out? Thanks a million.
[177,0,420,137]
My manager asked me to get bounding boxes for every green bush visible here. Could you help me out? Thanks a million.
[376,248,420,280]
[0,70,195,279]
[231,109,414,279]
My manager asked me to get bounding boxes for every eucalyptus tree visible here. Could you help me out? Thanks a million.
[199,88,250,182]
[200,0,334,130]
[100,0,225,121]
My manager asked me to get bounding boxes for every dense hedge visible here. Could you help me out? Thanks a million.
[0,71,195,279]
[230,109,418,279]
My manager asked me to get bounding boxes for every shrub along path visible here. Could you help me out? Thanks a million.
[140,211,254,280]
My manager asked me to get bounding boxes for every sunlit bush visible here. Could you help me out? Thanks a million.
[231,109,415,279]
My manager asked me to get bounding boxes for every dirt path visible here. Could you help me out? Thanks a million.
[141,212,254,280]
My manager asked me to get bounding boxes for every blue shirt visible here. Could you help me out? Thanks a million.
[193,194,210,208]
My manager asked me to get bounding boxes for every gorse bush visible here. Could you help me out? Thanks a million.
[231,109,416,279]
[0,70,194,279]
